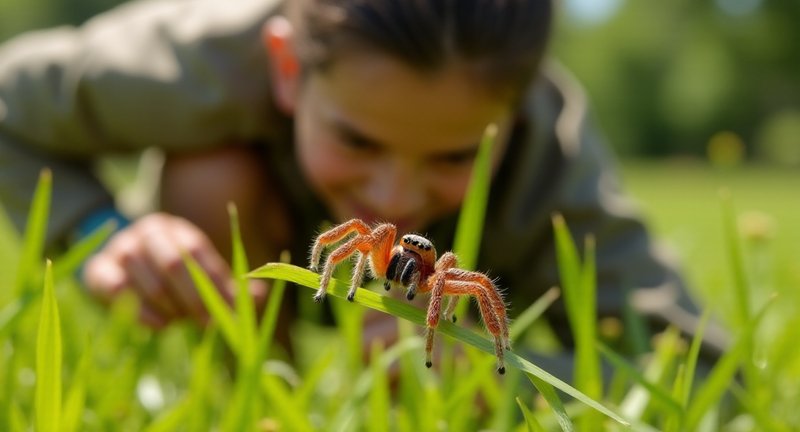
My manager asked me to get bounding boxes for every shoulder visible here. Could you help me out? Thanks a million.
[520,59,592,159]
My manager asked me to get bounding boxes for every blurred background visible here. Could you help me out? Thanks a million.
[1,0,798,164]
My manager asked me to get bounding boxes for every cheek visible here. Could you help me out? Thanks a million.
[425,169,472,214]
[295,118,360,195]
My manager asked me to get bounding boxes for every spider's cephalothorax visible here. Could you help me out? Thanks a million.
[309,219,511,374]
[384,234,437,301]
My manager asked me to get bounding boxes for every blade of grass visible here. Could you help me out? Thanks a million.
[221,204,258,432]
[61,338,93,432]
[368,341,391,432]
[681,309,710,407]
[551,213,581,317]
[184,253,239,355]
[260,373,316,432]
[516,396,547,432]
[684,295,775,430]
[576,235,602,431]
[619,326,681,421]
[35,259,61,432]
[526,373,574,432]
[250,263,630,426]
[509,287,560,343]
[596,342,683,416]
[228,203,256,357]
[719,189,750,327]
[451,124,497,320]
[52,219,116,283]
[552,216,602,430]
[16,169,51,295]
[329,337,424,431]
[452,123,497,270]
[145,327,218,432]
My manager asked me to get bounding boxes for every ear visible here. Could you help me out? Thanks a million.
[262,16,301,115]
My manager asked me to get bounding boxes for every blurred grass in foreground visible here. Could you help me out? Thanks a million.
[0,156,798,430]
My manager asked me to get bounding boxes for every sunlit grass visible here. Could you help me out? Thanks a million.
[0,153,798,430]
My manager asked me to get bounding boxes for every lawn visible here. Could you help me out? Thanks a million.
[1,159,798,431]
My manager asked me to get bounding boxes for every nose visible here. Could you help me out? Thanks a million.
[363,159,426,221]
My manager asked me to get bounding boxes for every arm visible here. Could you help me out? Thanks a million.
[0,0,278,245]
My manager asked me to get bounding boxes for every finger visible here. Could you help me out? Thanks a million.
[139,303,168,330]
[172,221,234,305]
[141,228,208,322]
[121,245,180,317]
[82,254,129,305]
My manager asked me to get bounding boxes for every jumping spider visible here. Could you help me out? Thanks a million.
[309,218,510,374]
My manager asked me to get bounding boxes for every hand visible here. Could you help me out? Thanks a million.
[82,213,265,328]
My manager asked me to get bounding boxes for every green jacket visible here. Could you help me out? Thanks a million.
[0,0,725,352]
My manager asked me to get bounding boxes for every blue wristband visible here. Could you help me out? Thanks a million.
[74,206,130,244]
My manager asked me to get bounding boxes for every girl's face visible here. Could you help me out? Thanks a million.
[291,53,514,234]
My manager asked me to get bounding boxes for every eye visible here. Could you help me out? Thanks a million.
[431,147,478,168]
[334,123,382,155]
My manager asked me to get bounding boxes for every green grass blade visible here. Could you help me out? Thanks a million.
[261,374,315,432]
[143,398,193,432]
[719,190,750,327]
[222,204,258,431]
[368,341,391,432]
[526,373,574,432]
[451,124,497,319]
[255,251,289,364]
[681,309,710,407]
[516,396,546,432]
[509,286,560,343]
[596,342,683,416]
[0,290,37,340]
[184,253,240,355]
[249,263,630,426]
[16,168,51,295]
[35,259,61,432]
[576,235,602,430]
[52,219,116,283]
[452,123,497,270]
[619,326,681,421]
[61,339,93,432]
[228,203,256,358]
[684,296,775,430]
[551,213,581,317]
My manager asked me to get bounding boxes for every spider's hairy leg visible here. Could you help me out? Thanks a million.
[314,235,364,302]
[443,297,458,323]
[347,252,369,302]
[423,273,447,368]
[442,280,508,374]
[309,219,371,272]
[446,269,510,350]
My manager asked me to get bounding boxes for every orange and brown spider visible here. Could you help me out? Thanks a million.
[309,218,511,374]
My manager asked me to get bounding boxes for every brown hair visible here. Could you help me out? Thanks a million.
[287,0,553,100]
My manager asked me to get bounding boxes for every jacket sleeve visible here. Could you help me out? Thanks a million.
[0,0,279,245]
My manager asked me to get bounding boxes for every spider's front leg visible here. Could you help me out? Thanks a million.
[309,219,371,302]
[309,220,397,302]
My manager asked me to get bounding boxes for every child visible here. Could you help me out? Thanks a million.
[0,0,717,353]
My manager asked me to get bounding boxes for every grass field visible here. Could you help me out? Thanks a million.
[621,160,799,324]
[1,159,798,430]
